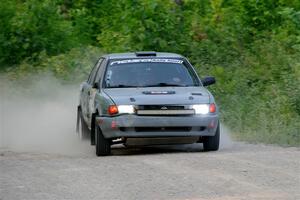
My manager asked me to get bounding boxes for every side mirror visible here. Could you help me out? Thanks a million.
[202,76,216,86]
[93,82,99,89]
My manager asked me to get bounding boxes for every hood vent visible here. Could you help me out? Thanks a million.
[191,92,202,96]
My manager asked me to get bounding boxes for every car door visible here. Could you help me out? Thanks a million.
[87,58,107,125]
[86,58,106,125]
[81,59,103,124]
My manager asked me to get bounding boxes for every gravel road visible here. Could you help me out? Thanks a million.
[1,78,299,200]
[1,142,299,200]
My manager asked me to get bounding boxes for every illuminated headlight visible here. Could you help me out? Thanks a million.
[192,104,209,114]
[117,105,135,114]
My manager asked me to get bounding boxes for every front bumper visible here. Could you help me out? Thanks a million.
[96,114,219,139]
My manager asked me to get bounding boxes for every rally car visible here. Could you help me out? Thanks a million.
[76,52,219,156]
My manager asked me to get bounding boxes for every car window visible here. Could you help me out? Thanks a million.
[104,59,200,88]
[87,63,98,84]
[88,58,103,85]
[94,58,106,84]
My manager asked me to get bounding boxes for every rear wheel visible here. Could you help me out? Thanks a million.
[95,125,111,156]
[203,123,220,151]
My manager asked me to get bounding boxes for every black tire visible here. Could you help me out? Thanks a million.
[77,108,90,140]
[95,125,111,156]
[203,123,220,151]
[90,113,96,145]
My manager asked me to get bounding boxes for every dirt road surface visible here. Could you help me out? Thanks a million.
[1,142,299,200]
[1,78,299,200]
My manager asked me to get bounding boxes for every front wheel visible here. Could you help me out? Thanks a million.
[77,107,90,140]
[203,123,220,151]
[95,125,111,156]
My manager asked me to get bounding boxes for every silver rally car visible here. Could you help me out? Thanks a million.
[77,52,220,156]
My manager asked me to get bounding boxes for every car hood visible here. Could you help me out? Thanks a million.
[103,87,210,105]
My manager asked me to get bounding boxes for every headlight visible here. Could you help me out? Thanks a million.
[192,104,209,114]
[118,105,135,114]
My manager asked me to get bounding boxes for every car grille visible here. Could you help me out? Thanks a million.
[139,105,184,110]
[136,105,194,116]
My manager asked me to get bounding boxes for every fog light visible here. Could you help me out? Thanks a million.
[208,120,215,128]
[111,121,117,129]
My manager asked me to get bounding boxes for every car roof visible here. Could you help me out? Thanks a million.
[102,52,184,60]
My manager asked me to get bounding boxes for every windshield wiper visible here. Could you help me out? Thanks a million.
[144,83,187,87]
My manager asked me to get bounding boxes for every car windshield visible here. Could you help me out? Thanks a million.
[104,59,200,88]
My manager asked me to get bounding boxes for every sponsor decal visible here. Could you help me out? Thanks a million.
[110,59,183,65]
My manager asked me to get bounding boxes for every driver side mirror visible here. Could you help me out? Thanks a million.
[202,76,216,86]
[93,82,99,89]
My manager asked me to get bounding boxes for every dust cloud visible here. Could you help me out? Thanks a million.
[0,74,93,156]
[219,124,234,149]
[0,74,233,156]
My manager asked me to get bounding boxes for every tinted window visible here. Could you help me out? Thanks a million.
[94,59,106,83]
[88,58,103,84]
[104,59,199,88]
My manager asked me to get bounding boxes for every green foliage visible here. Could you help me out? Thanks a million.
[70,0,186,52]
[210,38,300,146]
[5,46,102,83]
[1,0,299,146]
[0,0,82,65]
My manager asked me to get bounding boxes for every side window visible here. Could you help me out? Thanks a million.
[88,58,103,85]
[94,59,107,84]
[87,64,98,84]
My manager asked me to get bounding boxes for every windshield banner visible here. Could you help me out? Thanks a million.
[110,59,183,66]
